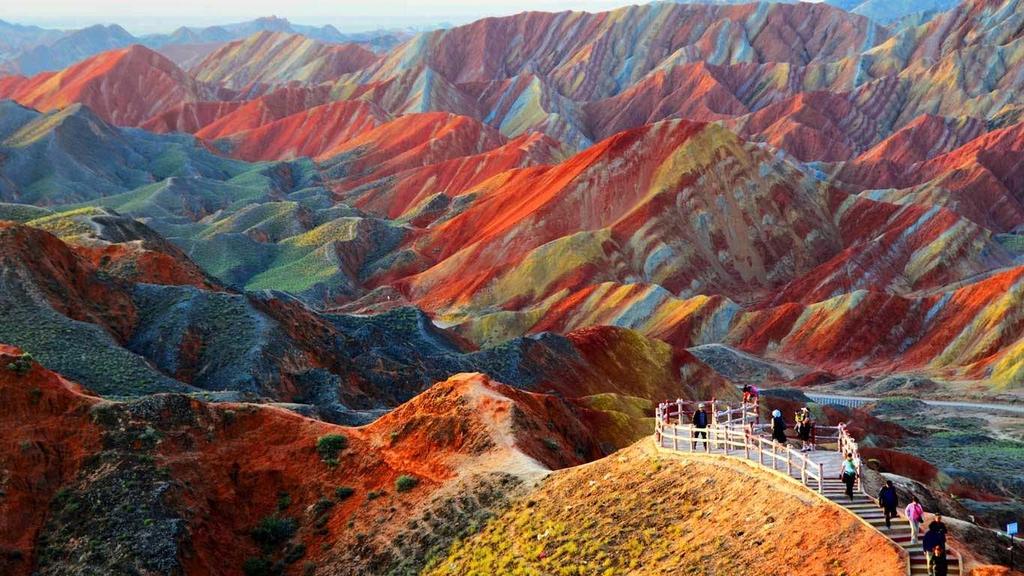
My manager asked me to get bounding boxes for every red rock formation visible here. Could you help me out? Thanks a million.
[216,99,388,161]
[0,222,138,341]
[730,265,1024,384]
[729,91,886,162]
[0,45,207,126]
[190,31,378,90]
[139,100,246,134]
[341,131,565,222]
[74,241,220,291]
[395,119,844,312]
[195,84,335,138]
[317,112,508,181]
[836,120,1024,231]
[584,62,749,140]
[0,348,102,576]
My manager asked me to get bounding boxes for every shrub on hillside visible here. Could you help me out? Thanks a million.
[316,434,347,467]
[6,353,34,376]
[282,542,306,565]
[334,486,355,500]
[251,516,297,550]
[395,474,419,493]
[242,556,274,576]
[312,497,335,519]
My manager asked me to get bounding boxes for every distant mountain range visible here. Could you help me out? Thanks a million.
[0,1,967,75]
[0,16,414,75]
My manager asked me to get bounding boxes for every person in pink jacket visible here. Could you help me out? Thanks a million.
[905,496,925,544]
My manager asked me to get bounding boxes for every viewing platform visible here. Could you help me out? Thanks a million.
[655,400,962,576]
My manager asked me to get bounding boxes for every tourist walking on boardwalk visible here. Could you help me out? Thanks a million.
[878,480,899,529]
[691,403,709,450]
[929,514,948,537]
[927,545,949,576]
[771,409,787,445]
[922,522,946,568]
[906,496,925,544]
[840,453,857,500]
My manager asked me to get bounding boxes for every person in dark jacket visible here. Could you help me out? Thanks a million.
[878,480,899,529]
[929,514,948,538]
[922,524,946,568]
[771,409,787,445]
[927,545,948,576]
[796,407,814,452]
[691,403,709,450]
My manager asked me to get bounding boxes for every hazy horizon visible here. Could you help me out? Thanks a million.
[0,0,682,34]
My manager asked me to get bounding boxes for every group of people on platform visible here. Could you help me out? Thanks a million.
[687,394,817,452]
[685,397,953,576]
[769,406,817,452]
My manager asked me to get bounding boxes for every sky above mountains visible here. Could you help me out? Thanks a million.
[0,0,759,33]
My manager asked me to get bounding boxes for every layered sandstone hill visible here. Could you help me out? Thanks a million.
[0,351,663,576]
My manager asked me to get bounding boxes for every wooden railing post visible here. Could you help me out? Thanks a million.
[817,463,823,492]
[676,399,684,425]
[801,458,807,485]
[787,450,793,476]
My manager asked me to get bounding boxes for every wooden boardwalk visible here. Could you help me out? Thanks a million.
[655,401,962,576]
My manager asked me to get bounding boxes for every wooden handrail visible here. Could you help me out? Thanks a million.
[655,413,908,573]
[655,420,827,491]
[661,400,961,567]
[658,402,922,574]
[657,399,760,428]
